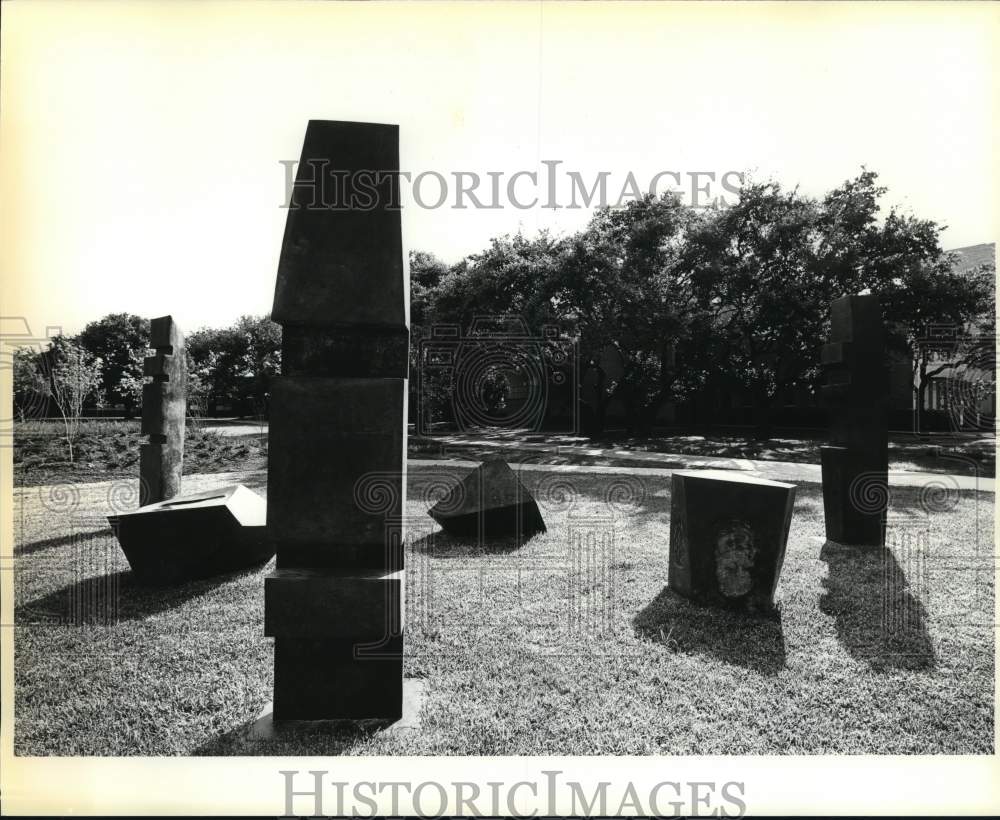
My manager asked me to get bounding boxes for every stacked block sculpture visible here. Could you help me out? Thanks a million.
[264,120,409,721]
[110,314,274,585]
[820,294,889,547]
[140,315,186,506]
[668,470,795,611]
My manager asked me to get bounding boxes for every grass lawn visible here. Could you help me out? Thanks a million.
[12,462,994,755]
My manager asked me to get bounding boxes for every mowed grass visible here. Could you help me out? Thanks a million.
[12,464,994,755]
[14,419,268,486]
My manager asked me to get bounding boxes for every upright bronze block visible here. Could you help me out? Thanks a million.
[819,295,889,547]
[266,377,406,570]
[139,315,186,506]
[266,120,409,722]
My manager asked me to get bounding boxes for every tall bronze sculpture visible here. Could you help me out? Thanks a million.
[820,294,889,547]
[264,120,409,720]
[139,315,186,506]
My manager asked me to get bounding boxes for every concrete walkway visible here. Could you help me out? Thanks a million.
[409,457,993,492]
[173,421,997,493]
[411,434,993,491]
[200,420,268,437]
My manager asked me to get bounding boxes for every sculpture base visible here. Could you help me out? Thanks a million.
[249,679,425,739]
[271,635,404,721]
[820,446,887,548]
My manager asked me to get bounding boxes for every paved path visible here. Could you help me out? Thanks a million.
[411,435,993,491]
[199,421,991,491]
[407,457,992,492]
[200,420,268,437]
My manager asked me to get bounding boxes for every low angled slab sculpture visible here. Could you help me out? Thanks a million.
[263,120,409,721]
[428,457,546,538]
[110,314,275,585]
[668,470,795,612]
[109,485,269,586]
[820,294,889,547]
[140,315,186,506]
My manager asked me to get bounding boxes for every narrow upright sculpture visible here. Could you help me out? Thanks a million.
[140,315,186,506]
[264,121,409,720]
[820,294,889,547]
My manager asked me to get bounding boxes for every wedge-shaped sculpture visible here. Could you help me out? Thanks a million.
[109,484,273,585]
[668,470,795,612]
[428,457,546,538]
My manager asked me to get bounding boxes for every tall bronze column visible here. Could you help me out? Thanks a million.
[139,315,186,506]
[264,120,409,719]
[820,294,889,547]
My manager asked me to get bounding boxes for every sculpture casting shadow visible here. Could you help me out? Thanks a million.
[14,528,113,557]
[15,561,272,626]
[632,587,787,676]
[819,540,936,671]
[192,710,389,756]
[409,528,539,558]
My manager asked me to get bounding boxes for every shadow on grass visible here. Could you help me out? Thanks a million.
[820,540,936,672]
[192,713,380,756]
[632,587,787,676]
[409,529,539,558]
[15,564,268,626]
[14,528,112,557]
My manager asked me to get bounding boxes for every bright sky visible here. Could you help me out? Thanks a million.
[2,1,997,339]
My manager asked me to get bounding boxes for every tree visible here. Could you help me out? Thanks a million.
[428,231,565,331]
[682,179,832,437]
[409,250,450,331]
[554,194,696,434]
[236,314,282,416]
[76,313,149,415]
[410,169,992,440]
[35,337,103,462]
[420,233,569,430]
[679,170,989,438]
[12,347,50,422]
[878,255,994,429]
[186,315,281,416]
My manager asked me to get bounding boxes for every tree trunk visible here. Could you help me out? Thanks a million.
[751,390,772,441]
[582,366,607,439]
